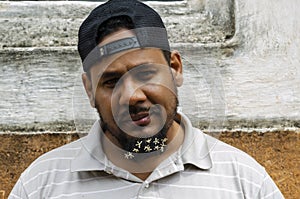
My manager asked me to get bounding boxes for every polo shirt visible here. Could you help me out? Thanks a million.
[9,113,284,199]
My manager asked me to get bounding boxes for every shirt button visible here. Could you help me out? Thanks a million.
[144,183,149,188]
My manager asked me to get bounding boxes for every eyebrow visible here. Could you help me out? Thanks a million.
[97,62,154,79]
[98,71,122,80]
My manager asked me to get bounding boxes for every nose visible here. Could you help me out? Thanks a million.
[118,76,147,106]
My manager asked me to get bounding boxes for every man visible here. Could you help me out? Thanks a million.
[9,0,283,198]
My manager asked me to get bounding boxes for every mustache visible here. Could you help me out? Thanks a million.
[118,105,161,120]
[128,106,150,115]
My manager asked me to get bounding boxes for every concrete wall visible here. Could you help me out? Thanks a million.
[223,0,300,130]
[0,0,299,132]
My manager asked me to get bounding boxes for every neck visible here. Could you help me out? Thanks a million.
[102,117,184,181]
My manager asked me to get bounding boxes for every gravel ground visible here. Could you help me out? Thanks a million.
[0,131,299,198]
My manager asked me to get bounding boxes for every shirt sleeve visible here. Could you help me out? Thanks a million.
[8,178,29,199]
[256,173,285,199]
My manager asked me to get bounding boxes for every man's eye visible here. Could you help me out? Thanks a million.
[103,78,119,88]
[136,70,156,81]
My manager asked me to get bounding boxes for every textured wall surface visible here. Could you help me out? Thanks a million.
[222,0,300,130]
[0,0,299,132]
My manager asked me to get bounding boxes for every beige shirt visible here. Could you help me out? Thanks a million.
[9,113,284,199]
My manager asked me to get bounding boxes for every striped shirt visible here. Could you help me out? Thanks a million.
[9,113,284,199]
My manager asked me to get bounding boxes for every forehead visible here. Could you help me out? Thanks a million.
[91,48,167,78]
[89,28,168,78]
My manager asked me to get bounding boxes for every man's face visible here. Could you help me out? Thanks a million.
[83,30,183,151]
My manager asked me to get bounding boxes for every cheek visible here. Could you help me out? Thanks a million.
[95,91,113,115]
[145,84,176,103]
[154,74,177,94]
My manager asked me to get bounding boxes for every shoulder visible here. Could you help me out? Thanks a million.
[206,133,266,176]
[205,133,283,198]
[9,138,85,198]
[21,137,83,182]
[189,128,267,178]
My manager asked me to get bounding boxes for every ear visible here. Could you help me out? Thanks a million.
[170,50,183,87]
[82,73,95,108]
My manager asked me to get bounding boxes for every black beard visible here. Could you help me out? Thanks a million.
[96,99,178,154]
[114,120,169,153]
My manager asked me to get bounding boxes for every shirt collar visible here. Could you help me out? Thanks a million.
[71,121,106,172]
[179,113,213,170]
[71,112,212,172]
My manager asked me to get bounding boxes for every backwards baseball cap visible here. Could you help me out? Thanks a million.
[78,0,170,72]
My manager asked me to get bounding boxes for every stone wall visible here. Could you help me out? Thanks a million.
[0,0,299,132]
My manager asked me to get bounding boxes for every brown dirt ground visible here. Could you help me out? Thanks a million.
[0,131,299,199]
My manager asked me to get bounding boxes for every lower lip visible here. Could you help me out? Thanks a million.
[133,115,151,126]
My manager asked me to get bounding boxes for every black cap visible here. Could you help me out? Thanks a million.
[78,0,170,72]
